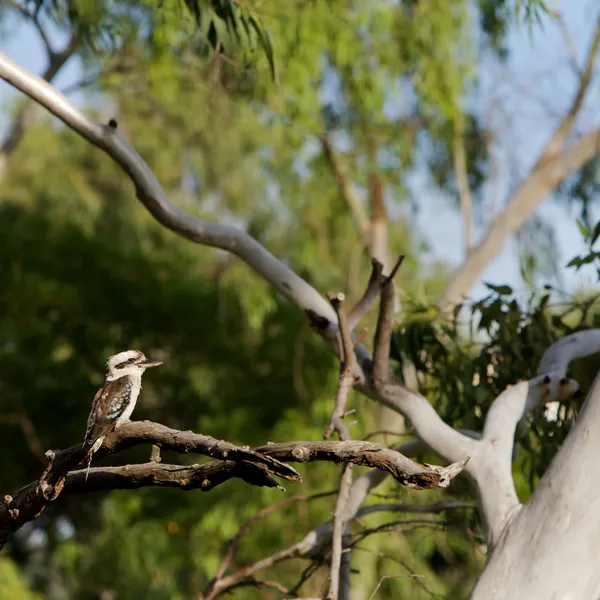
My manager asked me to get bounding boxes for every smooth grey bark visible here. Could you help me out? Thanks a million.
[470,369,600,599]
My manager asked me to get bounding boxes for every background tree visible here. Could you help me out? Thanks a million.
[0,1,599,599]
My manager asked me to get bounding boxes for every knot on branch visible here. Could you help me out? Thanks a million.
[39,450,66,501]
[292,446,311,461]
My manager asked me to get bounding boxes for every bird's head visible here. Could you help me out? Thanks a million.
[105,350,163,380]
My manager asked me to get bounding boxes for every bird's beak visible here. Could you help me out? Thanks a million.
[138,360,163,368]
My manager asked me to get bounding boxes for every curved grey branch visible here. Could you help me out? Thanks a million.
[0,52,338,335]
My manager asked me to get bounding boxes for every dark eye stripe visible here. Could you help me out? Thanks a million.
[116,357,138,369]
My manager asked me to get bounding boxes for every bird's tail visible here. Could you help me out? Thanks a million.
[83,439,96,482]
[83,436,103,482]
[84,451,93,482]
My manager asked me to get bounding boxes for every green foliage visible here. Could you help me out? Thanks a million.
[0,557,43,600]
[394,280,600,503]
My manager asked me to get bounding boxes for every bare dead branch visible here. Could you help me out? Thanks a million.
[347,259,384,331]
[325,293,356,439]
[347,255,404,332]
[0,422,466,551]
[372,279,396,388]
[207,491,336,596]
[37,419,300,499]
[325,292,358,599]
[327,463,353,600]
[0,459,286,552]
[256,440,465,489]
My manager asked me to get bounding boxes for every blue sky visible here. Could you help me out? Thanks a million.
[0,0,598,304]
[414,0,600,302]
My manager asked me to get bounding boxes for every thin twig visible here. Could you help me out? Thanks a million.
[368,574,432,600]
[325,293,356,439]
[207,491,336,595]
[325,292,358,599]
[4,0,55,57]
[372,278,396,388]
[347,259,384,331]
[201,543,301,599]
[327,463,353,600]
[347,256,404,332]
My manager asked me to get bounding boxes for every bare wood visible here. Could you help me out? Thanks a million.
[347,258,384,331]
[255,440,466,489]
[372,265,404,388]
[347,256,404,331]
[325,293,356,439]
[206,491,336,598]
[0,460,285,552]
[327,463,353,600]
[325,291,359,599]
[0,424,466,550]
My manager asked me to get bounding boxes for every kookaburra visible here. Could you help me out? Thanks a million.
[83,350,162,479]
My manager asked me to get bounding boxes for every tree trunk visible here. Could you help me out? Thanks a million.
[470,371,600,599]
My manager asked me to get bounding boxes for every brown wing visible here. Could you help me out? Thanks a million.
[83,378,130,448]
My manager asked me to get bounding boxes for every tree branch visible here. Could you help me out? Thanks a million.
[321,134,371,246]
[4,1,55,56]
[0,52,341,338]
[347,258,384,331]
[327,463,353,600]
[0,37,77,174]
[255,440,464,489]
[325,293,355,440]
[207,491,336,597]
[0,422,466,550]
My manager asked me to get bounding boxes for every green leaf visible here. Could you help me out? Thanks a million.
[483,282,513,295]
[248,13,277,82]
[576,218,590,240]
[591,221,600,245]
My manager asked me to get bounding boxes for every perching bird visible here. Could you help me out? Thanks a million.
[83,350,163,480]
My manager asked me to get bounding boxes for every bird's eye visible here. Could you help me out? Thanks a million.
[116,357,138,369]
